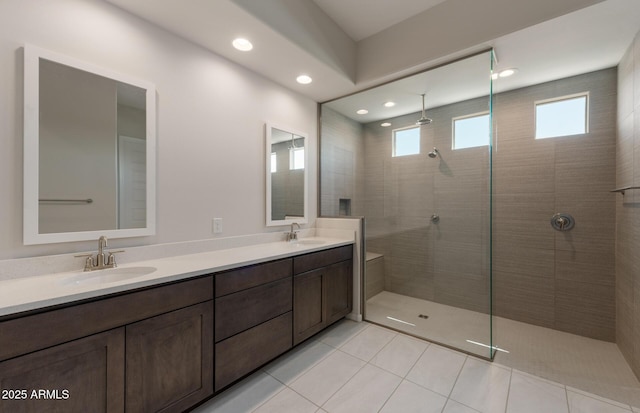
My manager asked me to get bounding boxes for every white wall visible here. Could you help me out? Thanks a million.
[0,0,318,259]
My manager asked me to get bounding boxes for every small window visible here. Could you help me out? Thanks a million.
[453,112,490,150]
[270,152,277,173]
[290,147,304,170]
[393,126,420,157]
[535,93,588,139]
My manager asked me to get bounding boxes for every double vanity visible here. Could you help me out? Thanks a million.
[0,236,354,413]
[4,42,357,413]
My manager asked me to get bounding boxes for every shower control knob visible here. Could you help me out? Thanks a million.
[550,213,575,231]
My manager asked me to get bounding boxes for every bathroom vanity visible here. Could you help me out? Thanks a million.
[0,240,353,413]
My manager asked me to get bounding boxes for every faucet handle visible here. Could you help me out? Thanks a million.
[106,250,125,267]
[74,253,95,272]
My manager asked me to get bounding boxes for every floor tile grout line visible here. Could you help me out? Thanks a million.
[398,337,431,379]
[327,322,372,350]
[262,369,323,411]
[317,350,370,411]
[357,327,398,364]
[373,372,404,413]
[566,387,635,411]
[446,354,469,400]
[248,383,289,413]
[442,355,489,413]
[272,340,339,389]
[503,366,513,413]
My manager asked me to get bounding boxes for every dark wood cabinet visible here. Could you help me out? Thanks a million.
[214,259,293,392]
[325,260,353,325]
[126,301,214,413]
[293,245,353,345]
[215,312,292,391]
[0,276,213,413]
[0,328,125,413]
[215,277,292,342]
[293,268,325,345]
[0,243,354,411]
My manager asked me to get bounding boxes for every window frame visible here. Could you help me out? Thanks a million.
[451,111,491,150]
[392,125,421,157]
[534,92,589,139]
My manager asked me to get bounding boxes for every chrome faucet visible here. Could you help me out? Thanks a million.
[75,236,125,272]
[286,223,300,242]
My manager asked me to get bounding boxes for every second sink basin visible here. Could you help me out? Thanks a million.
[59,266,157,287]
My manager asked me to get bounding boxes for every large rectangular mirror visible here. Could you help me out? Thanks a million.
[23,44,156,245]
[265,123,308,226]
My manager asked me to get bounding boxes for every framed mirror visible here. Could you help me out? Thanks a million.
[265,123,308,226]
[23,44,156,245]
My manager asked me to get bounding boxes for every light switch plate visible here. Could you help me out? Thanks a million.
[212,218,223,234]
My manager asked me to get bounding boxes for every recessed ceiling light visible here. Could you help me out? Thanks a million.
[296,75,312,84]
[384,101,395,107]
[356,109,368,115]
[499,68,518,78]
[492,68,518,80]
[232,38,253,51]
[381,122,392,127]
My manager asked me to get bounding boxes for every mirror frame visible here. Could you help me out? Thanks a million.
[23,44,157,245]
[265,122,308,227]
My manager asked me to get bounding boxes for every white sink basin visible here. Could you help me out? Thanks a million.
[59,266,157,287]
[296,239,326,246]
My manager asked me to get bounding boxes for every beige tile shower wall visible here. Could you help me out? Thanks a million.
[320,107,365,217]
[494,68,617,341]
[363,98,491,314]
[616,31,640,378]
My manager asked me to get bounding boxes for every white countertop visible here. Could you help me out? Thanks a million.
[0,236,353,318]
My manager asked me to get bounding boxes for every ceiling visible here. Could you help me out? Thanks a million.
[105,0,640,110]
[311,0,448,41]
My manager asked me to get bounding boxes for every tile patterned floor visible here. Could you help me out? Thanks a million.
[366,291,640,406]
[193,320,640,413]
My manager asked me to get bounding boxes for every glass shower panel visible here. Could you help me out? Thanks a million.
[319,50,494,359]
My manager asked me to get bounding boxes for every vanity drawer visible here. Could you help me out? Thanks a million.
[293,245,353,275]
[215,311,292,392]
[215,258,292,297]
[0,276,213,362]
[215,277,292,342]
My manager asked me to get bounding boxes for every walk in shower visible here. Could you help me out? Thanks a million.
[319,51,494,359]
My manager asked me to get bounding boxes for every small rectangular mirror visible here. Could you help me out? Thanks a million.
[265,123,308,226]
[23,44,156,244]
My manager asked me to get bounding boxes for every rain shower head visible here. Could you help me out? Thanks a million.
[416,93,433,126]
[428,147,439,158]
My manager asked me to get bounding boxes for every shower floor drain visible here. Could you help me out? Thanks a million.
[418,314,429,319]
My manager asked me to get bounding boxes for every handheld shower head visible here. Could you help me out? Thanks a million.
[428,147,439,158]
[416,93,433,126]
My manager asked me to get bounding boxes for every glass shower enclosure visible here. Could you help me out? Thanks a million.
[319,50,494,359]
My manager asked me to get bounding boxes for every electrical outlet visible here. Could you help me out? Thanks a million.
[212,218,223,234]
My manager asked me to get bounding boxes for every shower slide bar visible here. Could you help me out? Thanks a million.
[39,198,93,204]
[610,186,640,195]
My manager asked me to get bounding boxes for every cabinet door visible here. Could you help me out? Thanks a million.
[325,260,353,325]
[126,301,214,413]
[293,268,325,346]
[0,328,124,413]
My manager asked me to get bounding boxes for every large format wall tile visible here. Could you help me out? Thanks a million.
[325,65,618,346]
[555,279,615,341]
[616,31,640,380]
[493,68,617,340]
